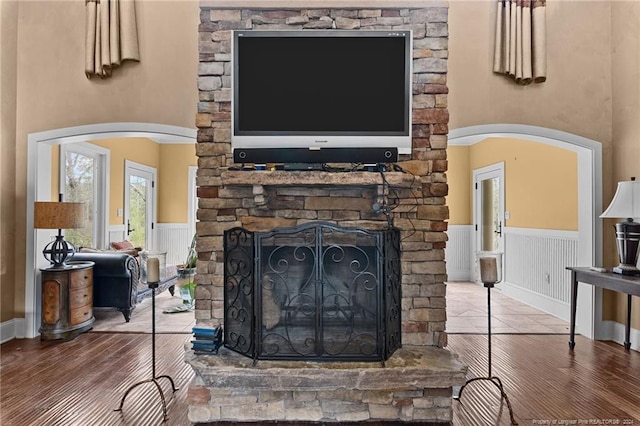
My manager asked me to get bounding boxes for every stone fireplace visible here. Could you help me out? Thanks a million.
[186,5,466,424]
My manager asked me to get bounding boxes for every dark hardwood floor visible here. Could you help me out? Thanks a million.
[2,333,639,425]
[448,334,640,425]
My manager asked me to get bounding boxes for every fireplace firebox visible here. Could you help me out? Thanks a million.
[223,222,401,363]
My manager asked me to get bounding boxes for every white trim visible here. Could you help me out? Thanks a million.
[502,281,571,322]
[59,142,110,249]
[448,124,603,340]
[188,165,198,240]
[1,319,17,343]
[449,124,604,152]
[124,160,157,251]
[600,320,640,352]
[4,318,26,342]
[472,162,505,254]
[504,226,579,240]
[156,223,190,229]
[31,122,196,145]
[25,123,196,338]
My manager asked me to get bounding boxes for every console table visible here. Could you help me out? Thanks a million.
[567,267,640,350]
[40,261,95,340]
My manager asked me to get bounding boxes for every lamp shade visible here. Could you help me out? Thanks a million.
[600,180,640,219]
[34,201,86,229]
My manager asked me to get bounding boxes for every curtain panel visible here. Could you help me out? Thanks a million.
[85,0,140,79]
[493,0,546,85]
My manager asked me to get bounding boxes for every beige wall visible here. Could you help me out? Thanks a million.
[2,0,639,335]
[449,1,613,144]
[448,139,578,231]
[53,139,197,226]
[158,143,197,223]
[8,0,199,318]
[447,146,470,225]
[1,0,19,323]
[605,1,640,328]
[474,138,578,230]
[91,138,161,225]
[448,0,615,230]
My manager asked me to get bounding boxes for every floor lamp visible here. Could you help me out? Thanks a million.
[454,252,518,425]
[115,257,178,421]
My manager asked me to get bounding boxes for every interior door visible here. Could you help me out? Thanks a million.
[124,160,157,250]
[473,163,505,279]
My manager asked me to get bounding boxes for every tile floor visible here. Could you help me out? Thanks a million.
[446,281,570,334]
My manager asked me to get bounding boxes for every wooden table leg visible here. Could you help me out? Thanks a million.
[569,270,578,350]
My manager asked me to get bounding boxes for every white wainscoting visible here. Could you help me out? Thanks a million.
[156,223,191,265]
[108,225,126,247]
[445,225,474,281]
[502,227,579,321]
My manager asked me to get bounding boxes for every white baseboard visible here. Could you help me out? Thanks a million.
[0,318,27,343]
[447,271,472,281]
[502,281,570,322]
[599,320,640,351]
[0,319,15,343]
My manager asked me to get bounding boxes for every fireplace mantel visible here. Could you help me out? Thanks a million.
[220,170,420,188]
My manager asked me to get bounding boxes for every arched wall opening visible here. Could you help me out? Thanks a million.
[447,124,603,340]
[24,123,197,338]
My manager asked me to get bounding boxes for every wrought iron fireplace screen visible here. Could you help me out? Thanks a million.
[224,222,401,362]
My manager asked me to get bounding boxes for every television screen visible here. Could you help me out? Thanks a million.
[232,30,412,164]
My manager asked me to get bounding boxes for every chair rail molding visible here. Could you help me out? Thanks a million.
[448,124,603,340]
[24,122,196,340]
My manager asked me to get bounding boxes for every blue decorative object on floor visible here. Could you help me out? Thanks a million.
[191,326,223,355]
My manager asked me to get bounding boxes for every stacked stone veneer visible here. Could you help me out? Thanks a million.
[190,5,458,424]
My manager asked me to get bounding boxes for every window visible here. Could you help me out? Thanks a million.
[60,143,108,249]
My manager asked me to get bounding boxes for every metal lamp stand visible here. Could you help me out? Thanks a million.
[454,281,518,425]
[115,281,179,421]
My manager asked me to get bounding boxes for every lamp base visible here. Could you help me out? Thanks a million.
[612,219,640,277]
[43,233,77,268]
[612,265,640,276]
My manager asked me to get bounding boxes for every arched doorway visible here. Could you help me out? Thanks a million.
[25,123,197,338]
[447,124,603,339]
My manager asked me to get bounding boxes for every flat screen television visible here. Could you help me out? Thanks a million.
[232,30,412,165]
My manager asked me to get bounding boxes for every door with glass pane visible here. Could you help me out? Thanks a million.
[473,163,505,266]
[124,161,156,250]
[60,144,107,249]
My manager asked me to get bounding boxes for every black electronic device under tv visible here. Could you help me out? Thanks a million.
[232,30,412,164]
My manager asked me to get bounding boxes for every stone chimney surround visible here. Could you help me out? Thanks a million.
[186,5,466,424]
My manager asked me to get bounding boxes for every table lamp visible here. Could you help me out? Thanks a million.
[34,197,86,268]
[600,177,640,276]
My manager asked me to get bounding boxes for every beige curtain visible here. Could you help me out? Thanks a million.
[85,0,140,79]
[493,0,546,85]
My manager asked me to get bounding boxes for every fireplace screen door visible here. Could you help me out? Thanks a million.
[224,222,401,362]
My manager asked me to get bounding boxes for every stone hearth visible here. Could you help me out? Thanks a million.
[186,347,466,423]
[188,5,463,424]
